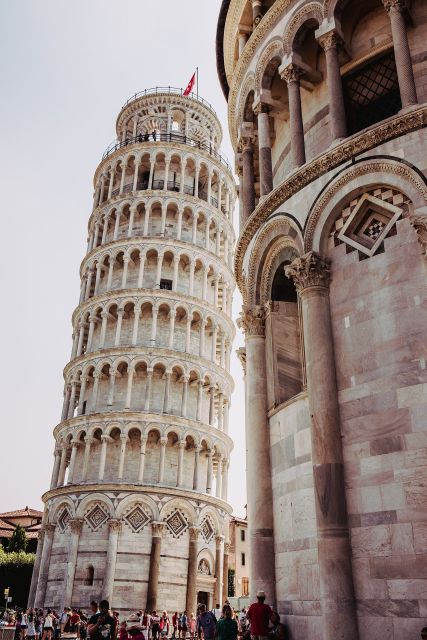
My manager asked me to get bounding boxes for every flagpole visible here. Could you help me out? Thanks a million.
[196,67,199,98]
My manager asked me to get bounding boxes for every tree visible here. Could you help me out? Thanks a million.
[7,525,28,552]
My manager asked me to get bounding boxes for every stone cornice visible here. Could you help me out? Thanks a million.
[80,235,236,285]
[42,482,233,515]
[63,346,235,393]
[93,139,235,188]
[53,410,235,451]
[234,105,427,294]
[72,288,236,337]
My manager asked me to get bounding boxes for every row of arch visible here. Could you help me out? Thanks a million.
[93,151,234,219]
[78,245,233,314]
[71,299,233,369]
[87,197,234,266]
[51,425,230,500]
[62,358,231,431]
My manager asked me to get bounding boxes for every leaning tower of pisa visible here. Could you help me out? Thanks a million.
[29,87,236,616]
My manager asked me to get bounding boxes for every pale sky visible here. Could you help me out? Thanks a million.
[0,0,246,516]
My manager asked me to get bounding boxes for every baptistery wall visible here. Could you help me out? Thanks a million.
[29,88,236,616]
[218,1,427,639]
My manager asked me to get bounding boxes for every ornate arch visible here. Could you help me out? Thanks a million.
[283,2,324,55]
[304,159,427,252]
[237,73,256,129]
[246,215,303,306]
[260,238,300,304]
[255,38,284,94]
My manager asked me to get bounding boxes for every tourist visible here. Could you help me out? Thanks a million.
[171,613,178,639]
[180,612,188,640]
[140,612,150,637]
[246,592,274,640]
[150,612,160,640]
[87,600,116,640]
[188,614,196,640]
[35,610,43,640]
[159,612,169,638]
[89,603,99,617]
[216,605,238,640]
[69,610,81,635]
[196,605,216,640]
[19,610,28,640]
[27,610,36,640]
[118,621,128,640]
[126,615,144,640]
[60,609,70,635]
[42,610,54,640]
[212,605,221,621]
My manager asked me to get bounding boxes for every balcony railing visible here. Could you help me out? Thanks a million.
[121,86,217,114]
[102,131,231,170]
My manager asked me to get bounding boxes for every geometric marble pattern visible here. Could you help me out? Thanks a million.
[85,504,109,531]
[124,505,151,533]
[165,509,189,538]
[57,507,71,533]
[201,516,215,543]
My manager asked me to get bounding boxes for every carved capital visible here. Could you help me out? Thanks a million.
[236,347,247,375]
[215,534,225,547]
[317,30,342,52]
[224,542,231,555]
[108,518,122,533]
[410,215,427,256]
[152,521,167,537]
[237,306,266,336]
[285,252,331,293]
[239,135,255,153]
[382,0,407,14]
[280,64,303,84]
[189,526,201,541]
[69,518,83,534]
[253,102,271,116]
[45,523,56,536]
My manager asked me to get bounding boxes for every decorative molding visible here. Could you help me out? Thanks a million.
[254,38,284,94]
[283,2,324,55]
[285,251,331,292]
[234,106,427,295]
[237,305,266,336]
[304,160,427,252]
[236,347,247,375]
[410,215,427,256]
[108,518,122,533]
[152,521,167,537]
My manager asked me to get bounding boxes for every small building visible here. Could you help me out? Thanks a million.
[228,516,249,600]
[0,507,43,553]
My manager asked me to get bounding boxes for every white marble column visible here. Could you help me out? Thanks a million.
[158,437,167,483]
[118,434,128,479]
[34,523,56,608]
[138,435,147,482]
[61,519,83,610]
[102,519,122,602]
[177,440,186,487]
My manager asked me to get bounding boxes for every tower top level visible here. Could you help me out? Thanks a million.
[114,86,224,152]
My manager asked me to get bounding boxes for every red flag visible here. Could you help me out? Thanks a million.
[183,72,196,96]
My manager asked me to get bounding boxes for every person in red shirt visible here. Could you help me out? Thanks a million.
[246,591,274,640]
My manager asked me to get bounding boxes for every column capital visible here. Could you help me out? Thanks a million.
[215,534,225,547]
[120,433,129,442]
[285,251,331,293]
[84,436,95,444]
[70,439,81,448]
[253,101,271,116]
[189,526,201,541]
[224,541,231,554]
[237,305,266,336]
[410,215,427,256]
[280,63,303,83]
[317,29,342,51]
[152,521,167,537]
[382,0,407,14]
[160,437,168,447]
[108,518,122,532]
[45,523,56,536]
[178,439,187,449]
[69,518,84,534]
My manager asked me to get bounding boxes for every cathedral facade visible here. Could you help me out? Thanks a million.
[29,89,236,615]
[217,1,427,638]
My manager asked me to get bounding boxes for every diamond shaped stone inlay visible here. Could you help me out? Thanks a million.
[57,507,71,533]
[85,504,108,531]
[165,510,188,538]
[201,518,214,543]
[124,506,150,533]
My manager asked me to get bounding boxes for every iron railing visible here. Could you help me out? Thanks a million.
[121,86,216,114]
[102,131,231,170]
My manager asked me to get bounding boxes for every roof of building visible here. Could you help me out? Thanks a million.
[0,507,43,519]
[216,0,231,100]
[231,516,247,525]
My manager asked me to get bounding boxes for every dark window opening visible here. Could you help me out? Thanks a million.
[160,279,173,290]
[84,565,94,586]
[241,552,246,566]
[343,51,402,135]
[271,262,297,303]
[82,400,87,416]
[240,529,245,542]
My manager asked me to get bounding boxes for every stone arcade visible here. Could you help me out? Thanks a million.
[217,0,427,638]
[29,89,237,615]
